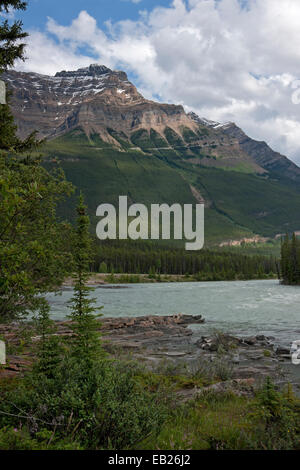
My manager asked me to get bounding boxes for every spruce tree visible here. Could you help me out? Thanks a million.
[0,1,37,151]
[291,232,300,284]
[0,1,74,322]
[68,194,103,364]
[33,300,62,380]
[280,234,289,283]
[0,1,28,73]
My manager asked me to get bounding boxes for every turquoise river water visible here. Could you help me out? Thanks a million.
[46,279,300,348]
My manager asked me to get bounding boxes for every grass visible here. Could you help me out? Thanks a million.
[1,336,299,450]
[137,393,254,450]
[41,127,300,244]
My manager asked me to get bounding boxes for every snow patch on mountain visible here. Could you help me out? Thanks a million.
[188,112,233,130]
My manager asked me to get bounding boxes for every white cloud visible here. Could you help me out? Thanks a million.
[15,0,300,163]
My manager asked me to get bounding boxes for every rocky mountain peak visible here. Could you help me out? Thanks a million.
[54,64,128,81]
[3,64,300,184]
[188,111,233,130]
[2,64,194,141]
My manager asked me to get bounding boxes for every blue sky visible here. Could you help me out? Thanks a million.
[17,0,172,31]
[7,0,300,162]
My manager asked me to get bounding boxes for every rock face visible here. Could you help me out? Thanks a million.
[2,64,197,142]
[188,112,300,181]
[220,122,300,183]
[3,63,300,181]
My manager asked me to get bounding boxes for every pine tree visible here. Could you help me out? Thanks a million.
[280,234,290,283]
[291,232,300,283]
[68,194,103,364]
[0,1,28,73]
[0,1,40,151]
[33,300,62,380]
[99,261,107,273]
[280,232,300,285]
[0,2,73,322]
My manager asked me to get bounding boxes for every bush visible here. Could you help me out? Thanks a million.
[0,427,82,450]
[0,358,167,450]
[250,378,300,449]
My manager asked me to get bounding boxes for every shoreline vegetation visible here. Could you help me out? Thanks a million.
[1,313,299,450]
[280,233,300,285]
[64,271,278,286]
[91,239,279,283]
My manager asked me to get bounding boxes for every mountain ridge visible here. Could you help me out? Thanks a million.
[3,64,300,244]
[4,64,300,182]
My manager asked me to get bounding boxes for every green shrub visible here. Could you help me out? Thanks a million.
[0,359,167,450]
[250,378,300,449]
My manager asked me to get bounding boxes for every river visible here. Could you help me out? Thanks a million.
[46,279,300,348]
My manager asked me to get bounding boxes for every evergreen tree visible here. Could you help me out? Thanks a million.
[290,232,300,283]
[0,155,73,321]
[68,194,103,364]
[0,1,74,322]
[0,1,39,151]
[33,299,62,380]
[0,1,28,73]
[279,233,300,285]
[99,261,107,273]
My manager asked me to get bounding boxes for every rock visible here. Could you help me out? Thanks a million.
[176,314,205,324]
[196,378,256,398]
[243,336,257,346]
[276,347,290,355]
[2,66,197,143]
[163,351,189,357]
[0,80,5,105]
[232,354,240,364]
[248,354,263,361]
[0,317,292,393]
[256,335,267,341]
[0,340,5,365]
[196,333,241,352]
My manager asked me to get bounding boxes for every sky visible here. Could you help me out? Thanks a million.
[4,0,300,164]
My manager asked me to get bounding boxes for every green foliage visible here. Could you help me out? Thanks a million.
[33,300,62,380]
[92,239,277,280]
[42,128,195,228]
[130,129,153,152]
[0,101,40,152]
[0,2,74,322]
[280,233,300,284]
[68,194,103,364]
[139,392,253,450]
[189,167,300,237]
[251,378,300,449]
[41,127,300,244]
[99,261,107,273]
[0,359,167,450]
[0,1,28,73]
[138,381,300,451]
[0,154,73,321]
[0,426,83,450]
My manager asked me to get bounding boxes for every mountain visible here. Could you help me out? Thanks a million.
[217,121,300,183]
[3,64,196,142]
[3,64,300,245]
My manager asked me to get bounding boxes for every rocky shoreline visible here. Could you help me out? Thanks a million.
[0,314,299,396]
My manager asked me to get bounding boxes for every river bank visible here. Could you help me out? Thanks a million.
[1,314,298,397]
[63,272,278,286]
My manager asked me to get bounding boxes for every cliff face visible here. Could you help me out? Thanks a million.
[187,113,300,182]
[220,123,300,182]
[3,64,300,241]
[3,63,300,182]
[2,64,197,143]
